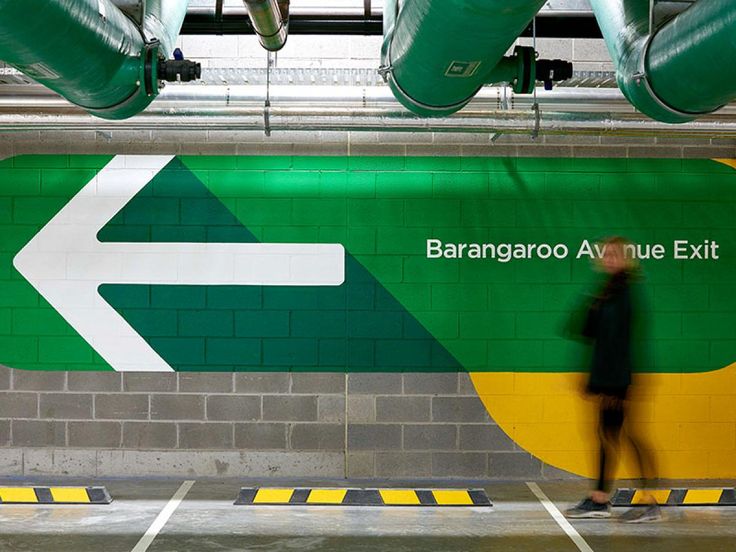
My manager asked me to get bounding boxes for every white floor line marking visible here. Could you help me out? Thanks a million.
[526,482,595,552]
[131,480,195,552]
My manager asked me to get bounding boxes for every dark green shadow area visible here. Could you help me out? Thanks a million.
[98,158,461,372]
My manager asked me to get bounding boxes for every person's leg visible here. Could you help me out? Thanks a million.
[618,402,662,523]
[592,395,624,503]
[627,427,657,490]
[566,395,621,519]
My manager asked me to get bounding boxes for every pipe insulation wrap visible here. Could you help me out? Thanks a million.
[0,0,189,120]
[381,0,546,117]
[589,0,736,123]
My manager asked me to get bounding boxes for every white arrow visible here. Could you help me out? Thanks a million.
[12,155,345,372]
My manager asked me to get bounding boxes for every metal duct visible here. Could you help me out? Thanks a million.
[589,0,736,123]
[0,85,651,113]
[243,0,290,51]
[381,0,558,117]
[0,0,196,120]
[1,85,736,137]
[2,109,736,138]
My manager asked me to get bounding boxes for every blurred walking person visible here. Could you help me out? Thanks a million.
[564,236,660,523]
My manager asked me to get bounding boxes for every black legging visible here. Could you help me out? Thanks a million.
[596,394,656,493]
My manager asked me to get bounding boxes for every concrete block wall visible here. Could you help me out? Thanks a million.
[1,33,735,481]
[0,366,551,479]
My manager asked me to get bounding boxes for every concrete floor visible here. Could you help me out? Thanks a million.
[1,478,735,552]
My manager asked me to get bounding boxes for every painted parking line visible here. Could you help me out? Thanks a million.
[131,480,195,552]
[526,482,594,552]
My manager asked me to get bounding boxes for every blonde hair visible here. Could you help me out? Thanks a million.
[594,235,640,275]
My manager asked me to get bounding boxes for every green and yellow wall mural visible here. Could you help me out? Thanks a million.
[0,154,735,479]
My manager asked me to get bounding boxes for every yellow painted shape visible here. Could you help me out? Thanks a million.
[632,490,670,505]
[0,487,38,503]
[50,488,90,503]
[470,361,736,479]
[379,489,420,505]
[306,489,347,504]
[432,490,473,505]
[714,158,736,170]
[683,489,723,505]
[253,488,294,504]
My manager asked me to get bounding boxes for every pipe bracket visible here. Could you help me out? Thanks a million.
[633,33,707,122]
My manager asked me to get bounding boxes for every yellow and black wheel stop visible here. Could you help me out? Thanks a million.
[612,488,736,507]
[0,486,112,505]
[234,487,492,507]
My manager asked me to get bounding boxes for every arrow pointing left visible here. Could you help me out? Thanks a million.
[12,155,345,372]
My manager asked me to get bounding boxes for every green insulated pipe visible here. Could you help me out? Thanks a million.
[381,0,547,117]
[589,0,736,123]
[0,0,190,120]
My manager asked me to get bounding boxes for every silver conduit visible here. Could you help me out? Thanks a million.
[243,0,289,51]
[1,85,735,136]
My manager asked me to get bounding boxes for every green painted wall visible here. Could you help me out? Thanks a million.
[0,155,734,373]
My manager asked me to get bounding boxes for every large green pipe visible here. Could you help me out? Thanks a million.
[589,0,736,123]
[0,0,189,120]
[381,0,546,117]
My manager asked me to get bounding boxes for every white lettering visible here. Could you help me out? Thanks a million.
[576,239,595,259]
[426,239,443,259]
[674,240,689,259]
[553,244,569,259]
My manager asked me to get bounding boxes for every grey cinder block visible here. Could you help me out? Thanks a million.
[346,451,375,478]
[431,396,492,423]
[457,373,478,395]
[290,423,345,451]
[346,395,374,423]
[68,372,122,392]
[0,420,9,445]
[0,449,23,476]
[375,452,432,478]
[458,424,515,452]
[350,143,408,158]
[12,370,65,391]
[122,422,177,449]
[318,395,345,423]
[235,373,290,393]
[40,393,92,419]
[290,373,345,394]
[24,449,96,477]
[262,395,318,422]
[12,420,66,447]
[347,424,402,451]
[403,424,457,451]
[402,373,458,395]
[151,394,205,420]
[123,373,177,392]
[0,392,38,418]
[347,373,402,394]
[95,450,344,478]
[206,395,260,421]
[542,463,581,481]
[178,373,234,393]
[432,452,487,478]
[178,422,233,449]
[375,396,431,422]
[95,394,149,420]
[68,421,122,448]
[0,366,9,390]
[488,452,543,479]
[234,423,288,450]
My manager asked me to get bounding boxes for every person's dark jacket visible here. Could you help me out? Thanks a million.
[582,272,633,394]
